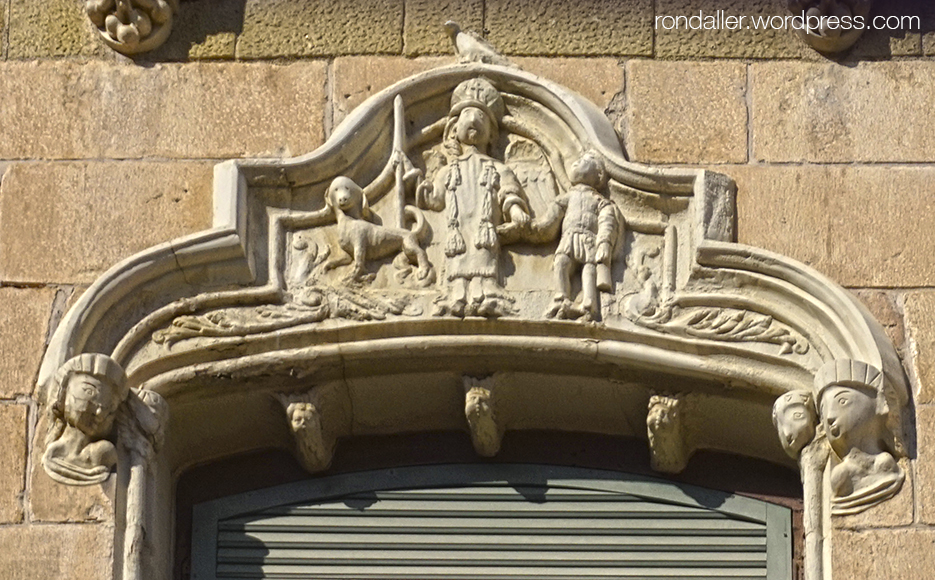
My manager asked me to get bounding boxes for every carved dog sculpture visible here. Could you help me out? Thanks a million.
[323,176,434,285]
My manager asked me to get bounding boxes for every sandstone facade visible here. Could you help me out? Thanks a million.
[1,1,933,578]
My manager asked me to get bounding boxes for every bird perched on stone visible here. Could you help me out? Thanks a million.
[444,21,511,66]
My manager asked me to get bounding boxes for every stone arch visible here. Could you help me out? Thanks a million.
[35,61,909,580]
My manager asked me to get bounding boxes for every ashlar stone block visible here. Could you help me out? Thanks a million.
[833,529,935,579]
[626,60,747,164]
[333,57,448,129]
[0,162,213,284]
[8,0,113,58]
[752,61,935,163]
[513,58,623,110]
[915,406,935,523]
[0,523,113,580]
[0,405,27,524]
[851,290,905,352]
[904,292,935,405]
[0,288,54,398]
[237,0,403,58]
[146,0,244,61]
[486,0,653,56]
[404,0,483,56]
[733,165,935,287]
[0,61,326,160]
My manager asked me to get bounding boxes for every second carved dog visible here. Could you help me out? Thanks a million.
[324,176,435,285]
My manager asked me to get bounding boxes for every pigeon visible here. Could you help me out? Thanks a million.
[444,21,511,66]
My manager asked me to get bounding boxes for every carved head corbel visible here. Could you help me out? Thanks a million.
[814,359,905,514]
[42,353,129,485]
[464,376,504,457]
[276,386,345,474]
[772,389,818,459]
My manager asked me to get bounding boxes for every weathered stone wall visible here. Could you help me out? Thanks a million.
[1,0,934,578]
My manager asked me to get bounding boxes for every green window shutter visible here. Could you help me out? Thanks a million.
[192,465,792,580]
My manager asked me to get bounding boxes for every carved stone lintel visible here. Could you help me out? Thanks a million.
[646,393,692,474]
[464,376,504,457]
[85,0,179,55]
[42,354,129,486]
[277,384,348,473]
[787,0,873,53]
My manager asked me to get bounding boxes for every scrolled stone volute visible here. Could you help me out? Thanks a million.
[815,359,906,515]
[42,353,129,485]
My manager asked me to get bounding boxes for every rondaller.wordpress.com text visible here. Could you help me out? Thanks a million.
[655,10,920,32]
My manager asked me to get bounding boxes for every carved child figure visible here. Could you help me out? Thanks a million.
[815,360,904,514]
[534,151,619,320]
[42,353,129,485]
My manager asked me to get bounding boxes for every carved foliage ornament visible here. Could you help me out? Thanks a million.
[86,0,178,54]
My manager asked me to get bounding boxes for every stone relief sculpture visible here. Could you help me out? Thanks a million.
[33,21,912,580]
[277,391,333,473]
[42,353,129,485]
[276,384,350,474]
[815,360,905,515]
[445,21,512,66]
[464,376,504,457]
[646,393,692,474]
[86,0,177,54]
[322,176,435,286]
[409,77,532,317]
[787,0,873,53]
[532,151,620,321]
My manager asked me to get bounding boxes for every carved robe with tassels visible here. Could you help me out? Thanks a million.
[421,152,528,282]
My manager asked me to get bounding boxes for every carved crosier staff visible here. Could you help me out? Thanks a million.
[393,95,407,230]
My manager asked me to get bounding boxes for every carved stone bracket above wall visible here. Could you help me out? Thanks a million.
[86,0,178,55]
[787,0,874,53]
[33,24,910,580]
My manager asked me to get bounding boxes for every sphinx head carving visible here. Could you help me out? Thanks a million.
[814,359,904,514]
[42,354,129,485]
[772,390,818,459]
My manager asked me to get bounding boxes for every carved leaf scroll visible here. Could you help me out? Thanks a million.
[637,305,809,355]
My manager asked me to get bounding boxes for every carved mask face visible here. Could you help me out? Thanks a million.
[63,373,120,438]
[290,403,319,433]
[773,393,816,457]
[455,107,492,149]
[820,384,877,455]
